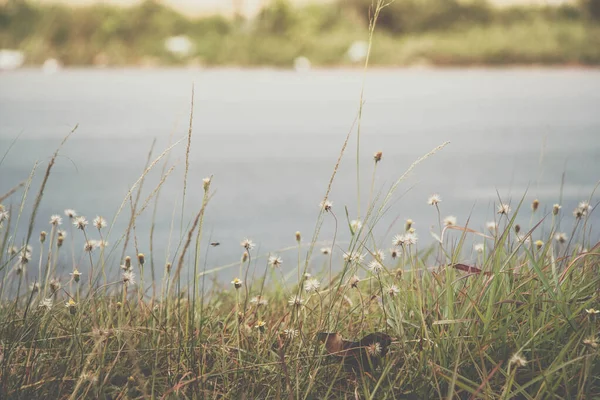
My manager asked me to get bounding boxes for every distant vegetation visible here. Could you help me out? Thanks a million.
[1,0,600,66]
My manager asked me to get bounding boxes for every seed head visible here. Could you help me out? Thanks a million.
[49,278,61,293]
[137,253,145,265]
[241,251,249,263]
[125,256,131,269]
[320,247,331,255]
[366,342,382,356]
[474,243,484,253]
[405,219,413,231]
[390,247,400,259]
[250,295,268,306]
[84,241,96,252]
[202,176,211,191]
[40,231,47,243]
[552,204,561,215]
[368,260,384,274]
[486,221,498,233]
[531,199,540,212]
[295,231,301,242]
[39,298,53,310]
[387,285,400,297]
[57,235,64,247]
[373,151,383,163]
[50,215,63,225]
[283,328,299,339]
[30,282,40,293]
[514,224,521,234]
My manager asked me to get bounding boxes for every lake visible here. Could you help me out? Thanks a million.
[1,68,599,282]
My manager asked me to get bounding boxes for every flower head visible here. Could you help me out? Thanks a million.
[50,215,63,226]
[474,243,485,253]
[288,295,304,308]
[70,269,81,283]
[554,232,568,244]
[64,209,77,219]
[350,220,362,235]
[583,337,598,349]
[241,238,255,251]
[497,203,511,215]
[283,328,299,339]
[39,298,53,310]
[73,216,88,230]
[535,240,544,250]
[250,295,268,306]
[553,204,561,215]
[202,177,211,191]
[509,353,527,368]
[255,320,266,332]
[84,241,96,253]
[366,342,382,356]
[320,247,331,255]
[443,215,457,227]
[486,221,498,233]
[531,199,540,212]
[348,275,360,289]
[428,194,441,206]
[123,271,135,287]
[231,278,243,289]
[368,260,384,274]
[304,278,320,292]
[268,255,283,268]
[374,151,383,163]
[387,285,400,297]
[65,298,77,314]
[319,200,333,212]
[93,216,107,230]
[374,249,386,262]
[390,247,400,259]
[585,308,600,315]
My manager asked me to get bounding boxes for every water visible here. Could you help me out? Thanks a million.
[1,68,599,282]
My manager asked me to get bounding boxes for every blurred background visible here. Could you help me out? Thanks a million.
[0,0,599,281]
[1,0,600,66]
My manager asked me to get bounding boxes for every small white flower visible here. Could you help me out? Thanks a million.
[250,296,268,306]
[390,247,400,259]
[202,177,211,191]
[50,215,62,225]
[18,251,32,265]
[443,215,457,226]
[554,232,568,244]
[64,209,77,218]
[497,203,511,215]
[73,216,88,230]
[304,278,320,292]
[231,278,243,289]
[93,216,107,230]
[319,200,333,212]
[122,270,135,286]
[350,220,362,235]
[39,298,53,310]
[288,295,304,307]
[368,260,384,274]
[374,249,385,262]
[320,247,331,255]
[474,243,485,253]
[392,234,405,247]
[428,194,442,206]
[486,221,498,233]
[578,201,592,213]
[366,342,382,356]
[387,285,400,297]
[83,241,97,252]
[283,328,299,339]
[241,238,255,250]
[268,255,283,268]
[509,353,527,368]
[404,232,418,245]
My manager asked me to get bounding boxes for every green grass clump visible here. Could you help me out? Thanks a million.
[0,133,598,398]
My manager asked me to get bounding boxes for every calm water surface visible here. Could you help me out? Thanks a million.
[1,68,599,281]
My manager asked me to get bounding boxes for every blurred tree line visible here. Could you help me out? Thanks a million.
[0,0,599,66]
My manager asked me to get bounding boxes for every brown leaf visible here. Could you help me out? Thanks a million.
[452,263,483,274]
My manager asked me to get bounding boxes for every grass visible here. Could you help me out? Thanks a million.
[1,2,599,398]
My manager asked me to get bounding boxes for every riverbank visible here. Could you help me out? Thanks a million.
[1,0,600,68]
